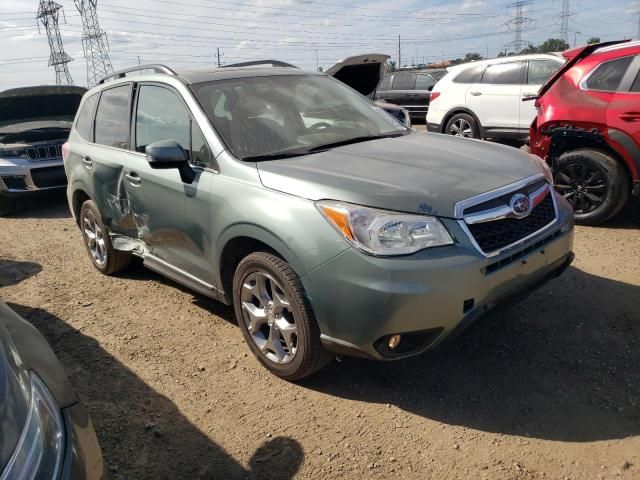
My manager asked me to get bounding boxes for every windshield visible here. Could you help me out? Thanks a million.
[190,74,407,160]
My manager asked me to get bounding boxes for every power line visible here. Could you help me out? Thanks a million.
[36,0,74,85]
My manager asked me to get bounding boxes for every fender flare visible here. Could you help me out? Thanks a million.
[215,223,308,289]
[441,107,484,136]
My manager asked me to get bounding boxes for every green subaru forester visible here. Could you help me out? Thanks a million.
[64,62,574,380]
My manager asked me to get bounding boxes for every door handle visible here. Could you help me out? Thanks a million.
[407,93,419,97]
[125,172,141,186]
[619,112,640,122]
[470,91,482,96]
[522,92,537,97]
[81,156,93,169]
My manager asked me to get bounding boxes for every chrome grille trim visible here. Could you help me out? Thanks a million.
[454,173,560,258]
[25,142,64,161]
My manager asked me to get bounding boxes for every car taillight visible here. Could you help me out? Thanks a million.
[429,92,441,102]
[61,142,70,163]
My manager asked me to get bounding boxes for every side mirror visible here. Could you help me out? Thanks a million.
[145,140,195,184]
[428,86,434,92]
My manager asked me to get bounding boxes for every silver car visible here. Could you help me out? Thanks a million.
[64,62,574,380]
[0,85,86,216]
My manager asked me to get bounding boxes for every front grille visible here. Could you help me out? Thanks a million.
[25,143,63,162]
[30,166,67,188]
[467,193,556,254]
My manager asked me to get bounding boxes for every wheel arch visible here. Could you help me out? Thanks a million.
[71,188,91,227]
[217,226,306,305]
[548,130,634,193]
[441,107,483,135]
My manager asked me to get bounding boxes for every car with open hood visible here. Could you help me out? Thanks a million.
[0,301,103,479]
[326,54,411,127]
[0,85,86,215]
[64,62,574,380]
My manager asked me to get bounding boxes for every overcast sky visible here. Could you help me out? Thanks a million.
[0,0,637,89]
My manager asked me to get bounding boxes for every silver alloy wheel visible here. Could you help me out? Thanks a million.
[240,271,298,364]
[82,210,107,267]
[449,118,473,137]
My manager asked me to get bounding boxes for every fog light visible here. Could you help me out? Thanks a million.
[388,334,402,350]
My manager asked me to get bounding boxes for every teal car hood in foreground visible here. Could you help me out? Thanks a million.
[257,132,540,218]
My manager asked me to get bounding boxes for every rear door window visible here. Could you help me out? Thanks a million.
[94,85,131,149]
[482,62,524,84]
[527,60,562,84]
[391,73,415,90]
[75,93,99,141]
[586,56,634,92]
[415,74,436,91]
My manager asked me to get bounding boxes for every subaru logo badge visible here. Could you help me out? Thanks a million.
[510,193,531,218]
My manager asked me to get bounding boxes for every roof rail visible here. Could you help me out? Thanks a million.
[98,64,177,85]
[222,60,298,69]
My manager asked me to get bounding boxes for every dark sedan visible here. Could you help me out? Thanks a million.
[0,301,103,479]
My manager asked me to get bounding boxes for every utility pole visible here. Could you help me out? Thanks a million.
[315,49,319,71]
[37,1,74,85]
[573,31,581,47]
[504,0,533,53]
[74,0,114,87]
[398,34,401,68]
[137,55,141,65]
[217,48,221,67]
[559,0,570,45]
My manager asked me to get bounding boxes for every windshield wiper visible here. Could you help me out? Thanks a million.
[240,131,406,161]
[307,132,406,153]
[241,148,311,162]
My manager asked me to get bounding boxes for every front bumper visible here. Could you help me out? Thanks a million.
[0,157,67,197]
[426,122,441,133]
[302,196,574,360]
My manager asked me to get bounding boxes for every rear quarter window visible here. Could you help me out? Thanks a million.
[94,84,131,149]
[453,65,484,84]
[415,74,436,91]
[585,56,634,92]
[74,93,99,141]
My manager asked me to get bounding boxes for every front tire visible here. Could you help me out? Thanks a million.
[445,113,480,139]
[79,200,132,274]
[553,149,629,225]
[233,252,330,381]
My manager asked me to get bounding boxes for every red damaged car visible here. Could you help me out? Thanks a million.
[529,40,640,225]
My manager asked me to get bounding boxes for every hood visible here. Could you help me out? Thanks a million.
[257,132,540,218]
[0,85,86,129]
[326,54,390,98]
[0,305,30,472]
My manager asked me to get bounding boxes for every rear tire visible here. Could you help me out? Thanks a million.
[553,149,629,226]
[445,113,480,139]
[79,200,132,275]
[0,195,16,217]
[233,252,330,381]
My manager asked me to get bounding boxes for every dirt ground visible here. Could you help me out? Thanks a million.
[0,193,639,480]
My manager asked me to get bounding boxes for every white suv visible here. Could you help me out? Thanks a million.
[426,54,563,140]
